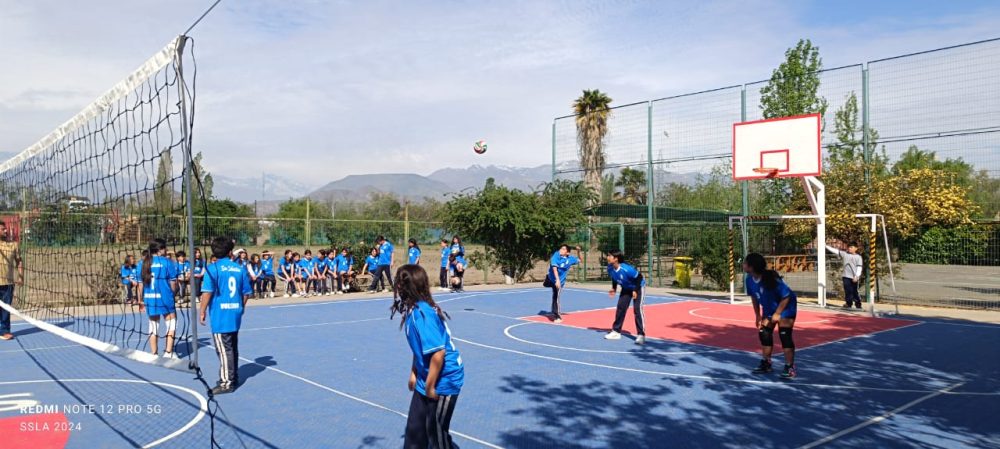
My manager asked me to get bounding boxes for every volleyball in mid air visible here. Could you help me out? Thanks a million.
[473,140,488,154]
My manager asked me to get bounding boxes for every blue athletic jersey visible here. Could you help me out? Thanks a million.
[120,265,136,285]
[142,256,177,304]
[202,259,252,334]
[546,252,579,284]
[378,241,394,265]
[746,275,797,317]
[608,263,645,291]
[337,255,353,272]
[193,259,205,275]
[328,254,341,272]
[316,257,329,274]
[365,255,378,273]
[178,261,191,277]
[409,247,421,264]
[260,258,274,276]
[298,259,313,277]
[450,244,465,257]
[405,301,464,396]
[440,247,450,268]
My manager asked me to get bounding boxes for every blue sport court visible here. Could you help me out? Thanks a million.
[3,287,999,448]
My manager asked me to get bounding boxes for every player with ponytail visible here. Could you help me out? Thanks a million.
[138,239,179,359]
[743,253,798,379]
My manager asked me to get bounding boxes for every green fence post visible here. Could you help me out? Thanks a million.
[740,86,750,260]
[646,102,655,286]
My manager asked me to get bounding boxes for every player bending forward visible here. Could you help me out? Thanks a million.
[199,237,253,395]
[743,253,798,379]
[604,250,646,345]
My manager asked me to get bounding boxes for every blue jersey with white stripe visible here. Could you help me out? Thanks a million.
[202,259,253,334]
[546,252,579,284]
[337,255,354,272]
[608,263,645,291]
[378,241,394,265]
[365,255,378,273]
[405,301,464,396]
[142,256,177,304]
[745,274,797,317]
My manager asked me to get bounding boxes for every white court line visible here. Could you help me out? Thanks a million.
[797,382,965,449]
[452,337,997,396]
[269,288,538,309]
[226,351,503,449]
[503,321,727,355]
[922,321,1000,329]
[798,321,925,352]
[0,378,207,448]
[0,343,81,354]
[687,307,830,325]
[240,317,384,332]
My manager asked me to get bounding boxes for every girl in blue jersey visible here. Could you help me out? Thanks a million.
[362,247,379,280]
[138,239,179,359]
[390,264,464,449]
[198,236,253,395]
[176,251,192,304]
[316,250,330,295]
[450,236,465,259]
[290,252,304,297]
[448,253,466,293]
[278,250,295,297]
[542,244,581,323]
[192,248,206,301]
[743,253,798,379]
[438,240,450,292]
[408,239,421,265]
[260,251,276,298]
[336,248,354,294]
[121,255,138,304]
[605,250,647,345]
[247,254,262,299]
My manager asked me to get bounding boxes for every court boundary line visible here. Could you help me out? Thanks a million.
[224,350,504,448]
[0,378,207,448]
[268,288,539,309]
[687,307,830,324]
[797,382,965,448]
[240,317,384,332]
[503,321,728,355]
[516,299,692,321]
[798,321,925,352]
[452,337,997,396]
[0,344,81,354]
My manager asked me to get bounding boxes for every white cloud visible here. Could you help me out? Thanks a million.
[1,0,998,185]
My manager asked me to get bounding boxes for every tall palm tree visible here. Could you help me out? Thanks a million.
[573,89,613,204]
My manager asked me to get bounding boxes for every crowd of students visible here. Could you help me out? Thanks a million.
[120,235,472,303]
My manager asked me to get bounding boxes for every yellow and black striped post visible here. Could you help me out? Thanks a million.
[728,225,735,302]
[869,228,877,308]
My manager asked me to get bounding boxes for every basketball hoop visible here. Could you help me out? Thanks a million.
[753,167,780,178]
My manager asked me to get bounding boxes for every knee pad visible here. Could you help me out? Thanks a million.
[779,327,794,349]
[148,319,159,335]
[758,327,774,346]
[165,318,177,334]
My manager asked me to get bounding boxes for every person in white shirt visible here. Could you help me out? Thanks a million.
[826,241,864,309]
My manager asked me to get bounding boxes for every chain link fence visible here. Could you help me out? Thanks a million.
[554,38,1000,310]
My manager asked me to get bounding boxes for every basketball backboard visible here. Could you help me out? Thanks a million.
[732,113,821,180]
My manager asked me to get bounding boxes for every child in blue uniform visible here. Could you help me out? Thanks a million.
[605,250,646,345]
[390,264,464,449]
[450,236,465,259]
[138,239,179,358]
[335,248,354,293]
[408,239,421,265]
[260,251,276,298]
[176,251,192,304]
[316,250,330,295]
[448,253,466,293]
[362,248,379,280]
[199,236,253,395]
[192,248,206,300]
[278,250,295,297]
[743,253,798,379]
[368,236,395,293]
[121,255,138,304]
[299,250,316,296]
[542,245,581,323]
[438,240,450,292]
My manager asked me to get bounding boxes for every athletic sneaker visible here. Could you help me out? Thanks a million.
[269,292,275,298]
[854,303,863,309]
[0,333,14,340]
[605,331,622,340]
[210,385,234,396]
[781,364,797,379]
[553,317,563,323]
[164,352,179,360]
[752,359,773,374]
[635,335,646,345]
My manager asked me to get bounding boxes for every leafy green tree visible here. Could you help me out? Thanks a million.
[756,39,828,214]
[573,89,613,202]
[268,199,332,245]
[891,146,973,187]
[443,178,592,282]
[613,167,647,205]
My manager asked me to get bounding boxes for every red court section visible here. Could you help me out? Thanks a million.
[523,301,918,352]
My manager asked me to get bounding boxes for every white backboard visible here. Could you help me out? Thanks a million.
[732,113,821,180]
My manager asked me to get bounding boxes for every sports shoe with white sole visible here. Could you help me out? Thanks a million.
[635,335,646,345]
[604,331,622,340]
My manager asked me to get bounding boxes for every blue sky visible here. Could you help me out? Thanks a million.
[1,0,998,186]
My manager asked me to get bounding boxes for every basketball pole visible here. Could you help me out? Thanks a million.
[802,176,826,308]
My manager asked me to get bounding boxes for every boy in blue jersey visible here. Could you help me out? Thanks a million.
[259,251,276,298]
[542,244,581,323]
[121,255,138,304]
[408,239,421,265]
[367,236,395,293]
[743,253,798,379]
[138,239,179,358]
[176,251,192,304]
[199,236,253,395]
[438,240,450,292]
[605,250,647,345]
[335,248,354,293]
[389,265,464,449]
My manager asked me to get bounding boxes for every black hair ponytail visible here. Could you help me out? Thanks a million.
[744,252,781,291]
[142,240,161,285]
